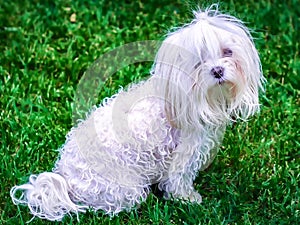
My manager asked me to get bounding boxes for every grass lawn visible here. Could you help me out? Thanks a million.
[1,0,299,224]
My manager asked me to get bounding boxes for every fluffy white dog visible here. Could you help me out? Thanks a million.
[11,5,264,221]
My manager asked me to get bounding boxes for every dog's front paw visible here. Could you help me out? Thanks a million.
[186,190,202,203]
[167,190,202,204]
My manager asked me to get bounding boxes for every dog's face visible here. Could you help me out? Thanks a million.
[152,10,264,127]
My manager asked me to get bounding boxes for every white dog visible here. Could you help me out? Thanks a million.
[11,5,264,221]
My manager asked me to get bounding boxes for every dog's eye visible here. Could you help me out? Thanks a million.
[223,48,233,57]
[194,61,201,69]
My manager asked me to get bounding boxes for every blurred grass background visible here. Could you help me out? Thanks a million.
[0,0,299,224]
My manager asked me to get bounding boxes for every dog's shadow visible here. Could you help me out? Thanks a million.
[150,183,165,199]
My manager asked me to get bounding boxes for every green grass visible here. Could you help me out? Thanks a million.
[1,0,299,224]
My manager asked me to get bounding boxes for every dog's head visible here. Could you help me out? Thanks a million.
[152,5,265,128]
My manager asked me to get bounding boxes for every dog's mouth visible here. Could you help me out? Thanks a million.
[209,78,237,100]
[216,78,226,85]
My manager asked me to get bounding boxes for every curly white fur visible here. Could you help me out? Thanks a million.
[10,5,265,221]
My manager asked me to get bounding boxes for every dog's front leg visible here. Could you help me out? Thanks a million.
[159,142,203,203]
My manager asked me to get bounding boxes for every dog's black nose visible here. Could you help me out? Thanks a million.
[210,66,224,79]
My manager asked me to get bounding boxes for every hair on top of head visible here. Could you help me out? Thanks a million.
[185,4,258,49]
[192,3,220,19]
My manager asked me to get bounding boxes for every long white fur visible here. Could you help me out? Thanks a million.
[10,5,264,221]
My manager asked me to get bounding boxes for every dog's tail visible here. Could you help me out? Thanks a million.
[10,172,87,221]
